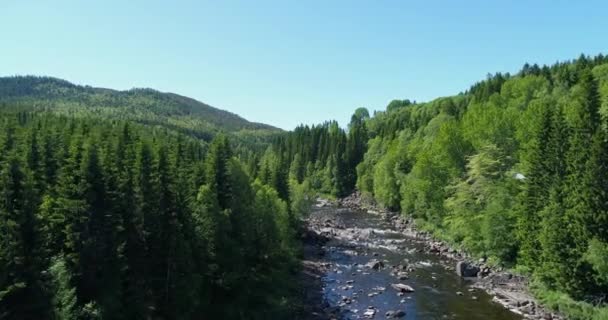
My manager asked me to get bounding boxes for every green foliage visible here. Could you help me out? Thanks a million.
[48,257,78,320]
[0,155,50,319]
[584,239,608,287]
[289,178,315,219]
[0,76,281,151]
[0,112,300,319]
[4,53,608,319]
[444,145,517,261]
[531,281,608,320]
[272,54,608,316]
[372,140,402,209]
[263,120,353,199]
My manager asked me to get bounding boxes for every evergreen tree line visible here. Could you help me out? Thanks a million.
[267,54,608,316]
[257,108,370,200]
[0,113,303,319]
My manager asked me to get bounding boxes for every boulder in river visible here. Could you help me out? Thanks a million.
[391,283,415,293]
[393,310,406,318]
[456,261,479,277]
[367,259,385,270]
[396,272,409,280]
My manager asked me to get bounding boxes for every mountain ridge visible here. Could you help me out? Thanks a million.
[0,75,280,135]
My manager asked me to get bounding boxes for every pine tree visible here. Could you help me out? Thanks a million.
[0,156,51,319]
[190,184,223,315]
[150,145,197,318]
[346,108,369,192]
[109,125,147,319]
[585,130,608,242]
[205,135,233,210]
[132,141,159,315]
[271,154,290,201]
[578,128,608,294]
[0,124,16,162]
[289,153,305,183]
[25,131,46,194]
[538,188,573,288]
[517,103,554,269]
[561,69,602,296]
[48,256,78,320]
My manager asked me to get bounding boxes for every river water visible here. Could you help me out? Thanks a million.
[311,205,522,320]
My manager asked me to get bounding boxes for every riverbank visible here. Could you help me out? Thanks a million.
[335,192,563,320]
[294,221,334,319]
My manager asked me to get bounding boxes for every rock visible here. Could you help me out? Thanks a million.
[363,308,376,318]
[456,261,479,277]
[479,267,491,277]
[456,291,463,296]
[384,309,407,318]
[367,259,385,270]
[391,283,415,293]
[396,272,409,280]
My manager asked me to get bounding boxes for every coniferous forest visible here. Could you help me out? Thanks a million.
[0,114,306,319]
[1,53,608,319]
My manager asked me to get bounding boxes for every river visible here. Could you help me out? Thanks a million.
[304,204,523,320]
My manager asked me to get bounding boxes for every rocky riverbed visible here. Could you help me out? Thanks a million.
[298,194,562,319]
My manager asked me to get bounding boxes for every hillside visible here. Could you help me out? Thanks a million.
[261,53,608,319]
[0,76,280,141]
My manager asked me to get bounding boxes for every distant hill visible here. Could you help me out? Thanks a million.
[0,76,280,141]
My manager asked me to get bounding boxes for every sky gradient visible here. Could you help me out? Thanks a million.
[1,0,607,129]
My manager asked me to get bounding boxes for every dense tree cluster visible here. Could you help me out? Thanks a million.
[360,54,608,308]
[258,110,370,200]
[0,113,301,319]
[267,54,608,316]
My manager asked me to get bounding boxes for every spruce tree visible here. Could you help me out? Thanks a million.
[517,103,554,269]
[0,156,50,319]
[109,125,147,319]
[346,108,369,192]
[562,69,602,296]
[205,135,233,210]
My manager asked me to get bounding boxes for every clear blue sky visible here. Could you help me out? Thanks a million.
[1,0,606,130]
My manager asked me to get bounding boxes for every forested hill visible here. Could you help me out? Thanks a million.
[0,76,280,141]
[261,53,608,319]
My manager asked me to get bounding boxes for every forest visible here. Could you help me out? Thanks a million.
[260,54,608,319]
[0,76,282,150]
[0,113,310,319]
[1,53,608,319]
